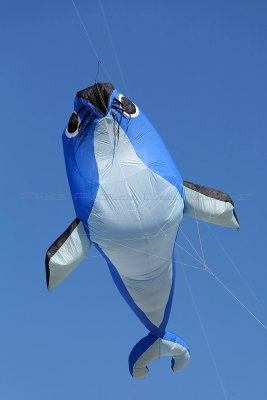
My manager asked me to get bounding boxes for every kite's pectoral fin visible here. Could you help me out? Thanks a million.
[45,218,91,291]
[129,331,190,378]
[183,181,239,229]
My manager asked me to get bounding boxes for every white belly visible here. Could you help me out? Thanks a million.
[88,118,183,326]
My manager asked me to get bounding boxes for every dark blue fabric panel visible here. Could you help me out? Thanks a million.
[162,330,190,353]
[111,89,184,199]
[62,99,99,236]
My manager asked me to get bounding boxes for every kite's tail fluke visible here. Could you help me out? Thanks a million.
[129,331,190,378]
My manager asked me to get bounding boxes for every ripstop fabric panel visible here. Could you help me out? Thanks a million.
[88,118,183,328]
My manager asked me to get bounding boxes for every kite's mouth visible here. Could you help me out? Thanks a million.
[76,82,115,116]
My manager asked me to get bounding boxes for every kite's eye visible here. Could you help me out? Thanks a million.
[119,94,139,118]
[68,112,79,133]
[66,112,80,138]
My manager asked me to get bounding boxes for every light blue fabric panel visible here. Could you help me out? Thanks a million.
[88,118,183,329]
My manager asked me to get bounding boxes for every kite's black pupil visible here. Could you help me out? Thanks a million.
[68,112,79,133]
[121,96,136,114]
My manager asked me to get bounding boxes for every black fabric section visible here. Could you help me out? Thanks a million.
[183,181,234,205]
[79,110,91,127]
[76,82,114,116]
[79,115,96,140]
[67,112,79,133]
[45,217,80,289]
[77,105,85,115]
[233,209,239,226]
[120,96,136,114]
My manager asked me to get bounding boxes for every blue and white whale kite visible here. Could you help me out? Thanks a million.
[46,83,239,378]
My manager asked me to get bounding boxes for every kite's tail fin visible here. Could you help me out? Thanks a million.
[129,331,190,378]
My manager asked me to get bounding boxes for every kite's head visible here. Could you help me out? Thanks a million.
[63,82,140,143]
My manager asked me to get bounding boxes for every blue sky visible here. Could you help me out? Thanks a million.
[1,0,267,399]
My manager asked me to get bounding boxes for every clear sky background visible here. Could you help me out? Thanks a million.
[1,1,267,399]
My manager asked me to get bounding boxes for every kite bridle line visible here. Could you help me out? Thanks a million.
[180,255,229,400]
[71,0,132,144]
[206,224,266,314]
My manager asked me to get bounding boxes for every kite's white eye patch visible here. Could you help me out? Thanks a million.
[119,94,139,118]
[66,112,80,138]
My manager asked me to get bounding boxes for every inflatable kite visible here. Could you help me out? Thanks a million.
[45,83,239,377]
